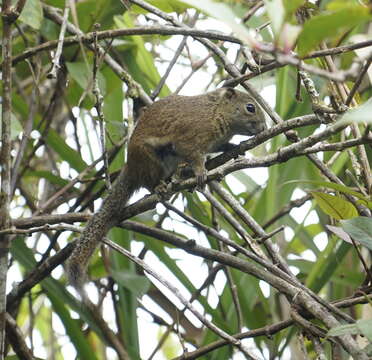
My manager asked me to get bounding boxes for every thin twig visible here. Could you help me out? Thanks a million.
[92,23,111,190]
[43,4,152,105]
[174,290,372,360]
[151,12,199,99]
[320,42,372,195]
[263,194,312,229]
[118,218,365,357]
[152,35,189,98]
[345,55,372,106]
[349,236,372,284]
[208,181,291,273]
[103,238,260,360]
[175,53,212,94]
[305,39,372,60]
[3,25,243,69]
[47,2,69,79]
[83,298,130,360]
[0,224,82,236]
[276,53,360,83]
[34,138,126,215]
[147,265,222,360]
[207,182,355,324]
[5,313,34,360]
[10,65,40,195]
[223,255,244,332]
[242,0,264,22]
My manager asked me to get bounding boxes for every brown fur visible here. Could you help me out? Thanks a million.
[67,88,266,291]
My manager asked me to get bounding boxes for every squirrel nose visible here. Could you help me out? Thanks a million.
[250,120,267,135]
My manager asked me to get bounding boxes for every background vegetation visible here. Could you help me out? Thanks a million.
[1,0,372,359]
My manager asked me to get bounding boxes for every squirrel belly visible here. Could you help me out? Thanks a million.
[67,87,267,292]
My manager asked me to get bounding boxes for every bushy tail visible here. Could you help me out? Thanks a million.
[67,166,136,291]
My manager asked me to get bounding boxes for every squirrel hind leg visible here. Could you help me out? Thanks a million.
[144,136,182,183]
[188,155,207,190]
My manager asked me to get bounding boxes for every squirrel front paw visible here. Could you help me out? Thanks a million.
[155,180,171,199]
[195,171,208,191]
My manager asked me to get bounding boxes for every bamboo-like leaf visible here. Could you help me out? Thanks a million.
[264,0,285,35]
[25,170,71,188]
[297,4,371,55]
[114,13,170,97]
[19,0,43,29]
[305,238,350,292]
[287,180,368,200]
[311,191,358,220]
[328,320,372,342]
[112,271,151,296]
[179,0,254,44]
[341,217,372,251]
[357,319,372,342]
[45,129,89,173]
[109,227,141,358]
[326,225,352,244]
[327,323,360,337]
[66,62,106,97]
[10,238,102,359]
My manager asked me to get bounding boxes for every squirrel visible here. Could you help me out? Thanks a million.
[67,87,267,291]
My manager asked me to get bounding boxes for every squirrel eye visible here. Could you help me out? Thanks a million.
[246,103,256,113]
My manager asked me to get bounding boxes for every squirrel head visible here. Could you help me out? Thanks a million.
[212,87,267,136]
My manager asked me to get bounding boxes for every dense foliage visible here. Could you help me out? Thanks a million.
[1,0,372,359]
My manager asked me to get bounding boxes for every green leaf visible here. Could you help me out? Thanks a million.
[311,191,358,220]
[282,0,305,17]
[275,67,295,118]
[326,225,352,244]
[327,323,360,337]
[284,180,372,209]
[340,98,372,125]
[19,0,43,29]
[341,217,372,251]
[286,180,369,201]
[44,0,65,8]
[40,18,61,40]
[265,0,285,34]
[356,319,372,342]
[297,5,371,56]
[109,227,141,358]
[160,330,182,359]
[112,272,151,296]
[10,238,103,359]
[48,292,99,360]
[0,105,23,139]
[178,0,254,44]
[45,129,88,173]
[25,170,71,188]
[114,13,170,97]
[132,0,188,13]
[66,62,106,97]
[75,0,123,32]
[102,67,125,147]
[305,239,350,292]
[328,320,372,342]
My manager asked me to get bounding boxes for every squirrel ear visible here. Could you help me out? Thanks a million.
[208,87,237,102]
[220,87,236,99]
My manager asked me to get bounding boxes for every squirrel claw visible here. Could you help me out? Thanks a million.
[195,173,207,191]
[155,180,171,199]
